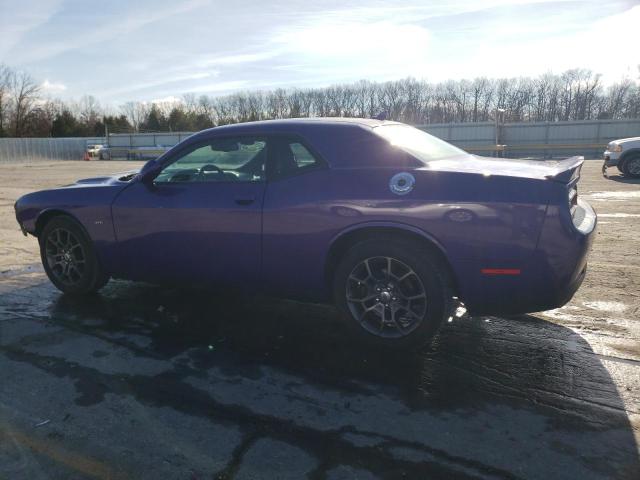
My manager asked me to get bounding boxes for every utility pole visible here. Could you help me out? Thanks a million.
[495,108,505,157]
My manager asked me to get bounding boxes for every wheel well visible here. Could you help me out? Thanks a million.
[620,149,640,166]
[35,210,72,237]
[324,227,458,294]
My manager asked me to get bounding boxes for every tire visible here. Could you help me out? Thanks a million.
[333,237,453,350]
[621,154,640,178]
[39,216,109,294]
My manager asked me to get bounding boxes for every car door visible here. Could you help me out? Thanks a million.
[262,135,331,300]
[111,135,267,289]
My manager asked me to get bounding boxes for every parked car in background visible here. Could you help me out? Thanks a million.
[14,119,597,348]
[86,144,104,158]
[98,147,111,160]
[603,137,640,177]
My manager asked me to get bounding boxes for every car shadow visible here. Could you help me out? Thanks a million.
[604,173,640,184]
[1,279,639,479]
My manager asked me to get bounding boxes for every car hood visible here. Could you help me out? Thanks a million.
[61,169,140,188]
[613,136,640,146]
[419,155,583,183]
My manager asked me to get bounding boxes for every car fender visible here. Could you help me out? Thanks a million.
[330,220,449,254]
[33,207,86,237]
[325,220,454,291]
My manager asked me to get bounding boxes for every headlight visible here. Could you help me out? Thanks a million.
[607,143,622,152]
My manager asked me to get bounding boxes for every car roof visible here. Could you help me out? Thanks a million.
[198,117,402,135]
[180,117,409,168]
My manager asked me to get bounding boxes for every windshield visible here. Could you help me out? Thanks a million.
[374,124,466,163]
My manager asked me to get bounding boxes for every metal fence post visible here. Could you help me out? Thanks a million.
[544,122,550,159]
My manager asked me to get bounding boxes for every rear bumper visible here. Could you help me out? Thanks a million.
[461,260,589,316]
[458,199,597,316]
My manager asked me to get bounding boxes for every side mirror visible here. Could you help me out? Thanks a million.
[138,159,161,186]
[140,158,158,175]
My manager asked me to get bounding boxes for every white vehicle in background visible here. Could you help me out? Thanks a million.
[603,137,640,178]
[98,147,111,160]
[86,144,105,159]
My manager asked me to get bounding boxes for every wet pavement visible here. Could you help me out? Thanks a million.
[0,273,638,479]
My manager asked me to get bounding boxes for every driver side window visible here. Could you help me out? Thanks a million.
[154,136,267,184]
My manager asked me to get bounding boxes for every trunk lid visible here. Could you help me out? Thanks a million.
[420,155,584,183]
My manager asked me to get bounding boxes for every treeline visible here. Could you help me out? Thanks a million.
[1,63,638,138]
[0,64,132,137]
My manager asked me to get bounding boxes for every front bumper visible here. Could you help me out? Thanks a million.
[14,201,28,236]
[604,150,621,166]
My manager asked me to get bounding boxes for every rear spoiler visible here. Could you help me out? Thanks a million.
[545,156,584,183]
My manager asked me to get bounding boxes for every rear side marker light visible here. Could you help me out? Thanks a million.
[481,268,521,275]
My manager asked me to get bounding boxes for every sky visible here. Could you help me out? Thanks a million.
[1,0,639,106]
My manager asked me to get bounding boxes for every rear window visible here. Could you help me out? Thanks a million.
[373,124,465,163]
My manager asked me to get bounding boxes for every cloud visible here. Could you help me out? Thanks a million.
[11,0,210,63]
[183,80,249,94]
[0,0,63,57]
[269,20,431,81]
[150,95,182,105]
[581,5,640,82]
[40,79,67,92]
[103,71,217,97]
[5,0,637,105]
[201,52,278,67]
[443,4,640,84]
[121,80,250,101]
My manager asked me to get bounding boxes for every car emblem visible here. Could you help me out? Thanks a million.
[389,172,415,195]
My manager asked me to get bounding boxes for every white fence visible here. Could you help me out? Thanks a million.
[0,137,105,163]
[1,119,639,162]
[108,132,193,148]
[420,119,640,157]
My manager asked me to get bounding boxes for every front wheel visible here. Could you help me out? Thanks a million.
[333,238,452,349]
[39,216,109,294]
[621,154,640,178]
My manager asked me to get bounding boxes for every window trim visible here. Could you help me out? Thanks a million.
[152,134,269,186]
[265,133,329,182]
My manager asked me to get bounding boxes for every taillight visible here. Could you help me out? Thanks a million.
[568,184,578,216]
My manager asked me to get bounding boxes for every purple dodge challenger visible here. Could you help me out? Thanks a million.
[15,119,597,347]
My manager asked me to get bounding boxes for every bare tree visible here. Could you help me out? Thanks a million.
[11,70,40,136]
[0,64,15,136]
[120,101,149,132]
[604,79,633,119]
[3,60,640,137]
[76,95,102,132]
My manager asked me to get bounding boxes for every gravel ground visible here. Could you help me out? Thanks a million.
[0,159,638,479]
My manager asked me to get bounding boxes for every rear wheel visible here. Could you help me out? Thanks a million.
[621,154,640,178]
[333,238,452,349]
[39,216,109,294]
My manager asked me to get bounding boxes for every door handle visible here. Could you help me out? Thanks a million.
[235,196,255,205]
